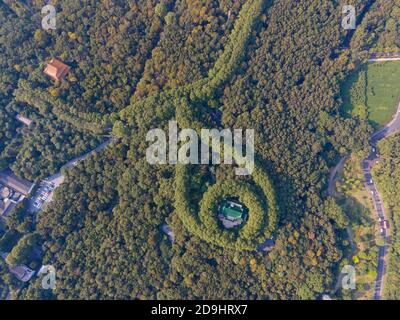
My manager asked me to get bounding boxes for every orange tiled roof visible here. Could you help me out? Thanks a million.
[44,58,70,81]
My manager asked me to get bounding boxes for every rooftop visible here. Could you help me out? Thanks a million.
[161,224,175,242]
[44,58,70,82]
[10,265,35,282]
[0,169,34,196]
[221,201,244,221]
[0,200,17,217]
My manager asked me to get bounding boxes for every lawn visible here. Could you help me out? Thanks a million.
[342,61,400,129]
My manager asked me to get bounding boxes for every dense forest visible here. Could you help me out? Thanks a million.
[0,0,397,300]
[0,2,103,179]
[373,0,400,51]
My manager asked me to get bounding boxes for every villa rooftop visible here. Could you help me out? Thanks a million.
[221,201,244,221]
[44,58,70,82]
[218,200,247,229]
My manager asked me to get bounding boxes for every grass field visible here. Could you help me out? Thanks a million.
[342,61,400,129]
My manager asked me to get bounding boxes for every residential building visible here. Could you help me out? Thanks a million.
[0,169,34,196]
[218,200,248,229]
[44,58,70,82]
[10,265,35,282]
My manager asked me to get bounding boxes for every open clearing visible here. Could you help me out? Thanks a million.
[342,61,400,128]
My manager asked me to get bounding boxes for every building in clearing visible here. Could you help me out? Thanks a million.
[258,238,275,253]
[10,265,35,282]
[218,200,247,229]
[44,58,70,82]
[0,252,35,283]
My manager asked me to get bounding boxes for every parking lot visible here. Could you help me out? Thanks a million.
[28,180,56,213]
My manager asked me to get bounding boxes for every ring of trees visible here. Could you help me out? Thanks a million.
[117,0,276,251]
[175,162,278,251]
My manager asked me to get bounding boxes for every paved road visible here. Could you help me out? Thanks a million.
[60,137,115,171]
[363,100,400,300]
[368,58,400,62]
[368,52,400,62]
[361,156,387,300]
[29,137,115,213]
[328,99,400,299]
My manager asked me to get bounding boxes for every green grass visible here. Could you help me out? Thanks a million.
[342,61,400,129]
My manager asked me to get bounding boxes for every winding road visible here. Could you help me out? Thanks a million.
[329,100,400,300]
[364,101,400,300]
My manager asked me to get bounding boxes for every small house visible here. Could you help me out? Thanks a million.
[221,201,244,222]
[218,200,247,229]
[44,58,70,82]
[10,265,35,282]
[161,224,175,242]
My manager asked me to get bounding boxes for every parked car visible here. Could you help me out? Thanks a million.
[381,220,390,230]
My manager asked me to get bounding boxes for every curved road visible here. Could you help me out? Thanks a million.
[364,101,400,300]
[329,100,400,299]
[362,101,400,299]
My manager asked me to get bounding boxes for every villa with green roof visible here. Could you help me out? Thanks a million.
[218,200,247,229]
